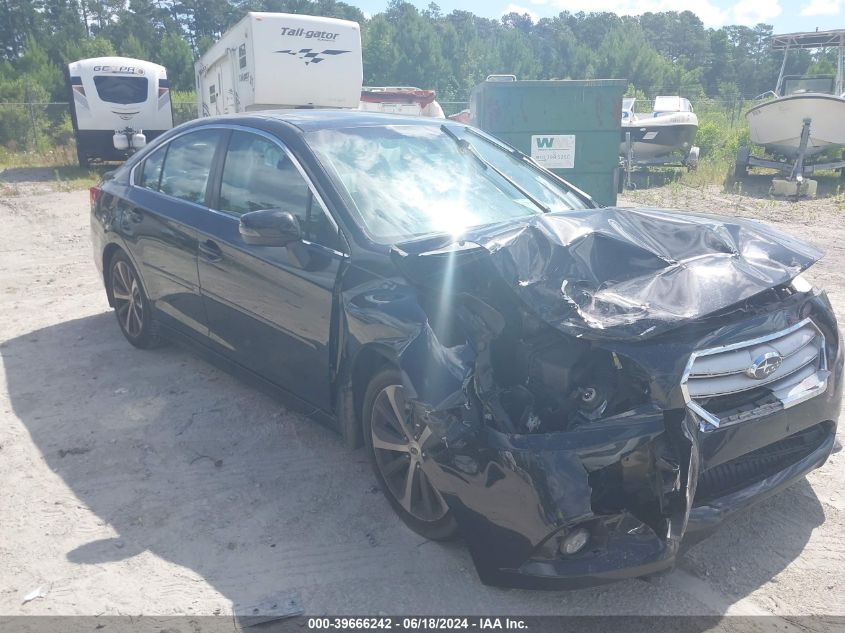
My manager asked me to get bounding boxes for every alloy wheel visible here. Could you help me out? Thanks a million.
[370,384,448,522]
[111,259,144,339]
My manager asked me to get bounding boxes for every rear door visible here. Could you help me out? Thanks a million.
[121,127,225,339]
[196,129,347,409]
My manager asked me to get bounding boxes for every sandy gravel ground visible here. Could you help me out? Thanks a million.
[0,168,843,622]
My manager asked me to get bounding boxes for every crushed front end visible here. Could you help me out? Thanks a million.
[384,208,842,588]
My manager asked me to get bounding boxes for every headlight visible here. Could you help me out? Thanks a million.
[790,274,813,293]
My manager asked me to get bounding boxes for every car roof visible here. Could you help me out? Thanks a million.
[197,109,455,132]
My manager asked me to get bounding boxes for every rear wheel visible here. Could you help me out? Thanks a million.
[363,367,457,540]
[108,252,161,349]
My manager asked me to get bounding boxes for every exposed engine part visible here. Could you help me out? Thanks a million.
[481,325,650,433]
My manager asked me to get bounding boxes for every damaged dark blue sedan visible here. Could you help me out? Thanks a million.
[90,111,842,588]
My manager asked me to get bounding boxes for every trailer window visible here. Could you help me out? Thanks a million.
[239,44,247,69]
[93,76,149,105]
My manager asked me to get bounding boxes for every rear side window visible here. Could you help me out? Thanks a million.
[93,76,148,104]
[139,146,166,191]
[159,129,223,205]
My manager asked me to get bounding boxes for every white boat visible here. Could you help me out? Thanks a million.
[620,96,699,161]
[359,87,445,118]
[746,31,845,160]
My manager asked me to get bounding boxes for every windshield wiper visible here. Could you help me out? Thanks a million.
[464,127,537,166]
[440,124,550,214]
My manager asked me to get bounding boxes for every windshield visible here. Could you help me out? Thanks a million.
[306,124,588,243]
[783,76,835,95]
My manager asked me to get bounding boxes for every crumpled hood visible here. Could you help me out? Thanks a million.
[391,207,823,340]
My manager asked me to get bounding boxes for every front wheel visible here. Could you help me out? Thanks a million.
[363,367,458,540]
[108,252,161,349]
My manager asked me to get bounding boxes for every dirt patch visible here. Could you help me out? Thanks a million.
[0,171,843,617]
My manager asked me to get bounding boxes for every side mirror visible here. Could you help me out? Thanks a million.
[239,209,301,246]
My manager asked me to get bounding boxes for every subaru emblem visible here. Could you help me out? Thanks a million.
[745,352,783,380]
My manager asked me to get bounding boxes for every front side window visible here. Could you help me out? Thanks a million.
[306,125,588,243]
[159,129,222,205]
[219,131,340,249]
[93,76,148,104]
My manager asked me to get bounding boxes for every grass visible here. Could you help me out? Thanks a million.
[677,157,732,189]
[51,166,101,191]
[0,144,78,168]
[1,144,101,192]
[675,101,845,199]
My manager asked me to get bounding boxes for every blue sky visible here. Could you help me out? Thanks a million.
[353,0,844,32]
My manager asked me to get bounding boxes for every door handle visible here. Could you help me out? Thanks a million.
[127,210,143,224]
[199,239,223,262]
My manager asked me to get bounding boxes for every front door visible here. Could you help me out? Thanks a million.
[196,130,347,409]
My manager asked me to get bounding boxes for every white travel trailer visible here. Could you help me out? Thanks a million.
[196,12,362,116]
[67,57,173,167]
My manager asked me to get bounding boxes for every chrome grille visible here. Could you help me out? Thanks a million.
[682,319,828,431]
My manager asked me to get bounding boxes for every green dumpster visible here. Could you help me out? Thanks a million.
[469,79,626,206]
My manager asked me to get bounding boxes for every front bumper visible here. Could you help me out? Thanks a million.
[426,318,842,589]
[505,419,835,589]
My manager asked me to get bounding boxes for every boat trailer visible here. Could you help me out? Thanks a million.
[621,131,700,190]
[735,117,845,195]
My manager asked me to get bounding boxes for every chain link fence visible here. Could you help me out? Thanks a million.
[1,98,747,157]
[0,102,78,152]
[172,101,198,125]
[0,101,199,154]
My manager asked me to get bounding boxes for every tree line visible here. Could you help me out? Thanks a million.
[0,0,838,149]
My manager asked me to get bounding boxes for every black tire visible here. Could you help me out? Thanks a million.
[362,367,458,540]
[734,146,749,179]
[108,251,161,349]
[76,145,89,169]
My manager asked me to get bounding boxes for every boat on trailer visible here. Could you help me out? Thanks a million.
[737,29,845,184]
[619,96,700,190]
[359,87,445,118]
[620,96,699,161]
